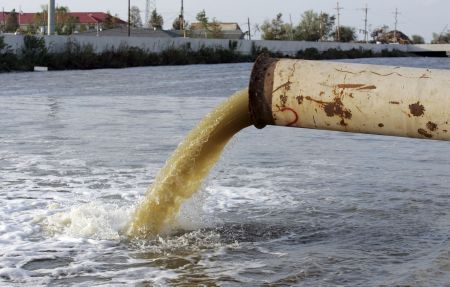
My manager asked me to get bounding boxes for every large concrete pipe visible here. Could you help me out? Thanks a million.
[249,56,450,140]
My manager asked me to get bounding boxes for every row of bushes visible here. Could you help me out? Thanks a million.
[0,35,414,72]
[0,36,252,71]
[295,47,411,60]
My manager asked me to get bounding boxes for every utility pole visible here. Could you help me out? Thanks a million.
[247,17,252,40]
[393,8,400,43]
[145,0,150,28]
[48,0,55,35]
[361,4,369,43]
[335,1,343,42]
[179,0,185,37]
[128,0,130,36]
[319,11,323,41]
[289,14,293,40]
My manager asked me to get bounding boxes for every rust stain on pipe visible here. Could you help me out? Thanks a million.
[300,93,353,127]
[418,128,433,138]
[357,85,377,90]
[336,84,377,90]
[273,81,292,94]
[426,121,438,131]
[323,98,352,120]
[337,84,366,89]
[409,102,425,117]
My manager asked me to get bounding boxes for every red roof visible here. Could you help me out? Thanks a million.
[0,12,35,24]
[0,12,126,25]
[70,12,126,25]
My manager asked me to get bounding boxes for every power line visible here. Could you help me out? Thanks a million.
[334,1,343,41]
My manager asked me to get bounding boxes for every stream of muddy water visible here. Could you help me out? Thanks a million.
[127,89,251,237]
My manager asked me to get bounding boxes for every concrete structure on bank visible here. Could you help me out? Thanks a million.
[2,34,450,57]
[78,27,180,38]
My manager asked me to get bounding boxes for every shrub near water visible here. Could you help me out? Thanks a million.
[21,35,48,70]
[50,40,98,70]
[0,36,19,72]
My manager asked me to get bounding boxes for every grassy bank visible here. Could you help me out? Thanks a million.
[0,35,414,72]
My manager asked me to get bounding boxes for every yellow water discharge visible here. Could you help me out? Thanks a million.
[127,89,251,238]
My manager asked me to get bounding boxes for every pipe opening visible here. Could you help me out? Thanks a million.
[248,55,278,129]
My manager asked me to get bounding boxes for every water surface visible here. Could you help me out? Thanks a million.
[0,58,449,286]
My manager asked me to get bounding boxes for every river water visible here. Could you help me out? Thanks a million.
[0,58,449,286]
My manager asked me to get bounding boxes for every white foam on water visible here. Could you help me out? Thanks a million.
[0,195,208,285]
[44,202,133,240]
[38,185,215,241]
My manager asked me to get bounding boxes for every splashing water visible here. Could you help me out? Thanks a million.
[127,89,251,238]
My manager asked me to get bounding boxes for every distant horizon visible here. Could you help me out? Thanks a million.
[2,1,449,42]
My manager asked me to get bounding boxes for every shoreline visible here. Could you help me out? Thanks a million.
[0,35,418,73]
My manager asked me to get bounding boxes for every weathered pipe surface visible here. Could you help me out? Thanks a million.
[249,55,450,140]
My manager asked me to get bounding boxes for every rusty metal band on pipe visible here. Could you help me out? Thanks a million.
[249,55,450,140]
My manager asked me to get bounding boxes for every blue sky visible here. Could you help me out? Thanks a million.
[2,0,448,42]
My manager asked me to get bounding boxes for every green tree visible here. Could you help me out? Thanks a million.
[172,17,182,30]
[0,35,18,71]
[55,6,79,35]
[190,10,224,39]
[294,10,335,41]
[411,34,425,44]
[130,6,142,28]
[172,17,189,35]
[260,13,292,40]
[196,10,209,30]
[149,9,163,29]
[5,9,19,33]
[331,26,356,42]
